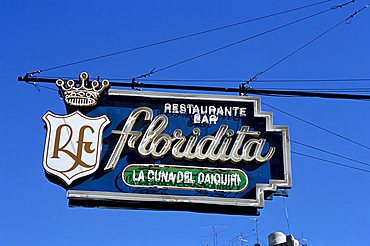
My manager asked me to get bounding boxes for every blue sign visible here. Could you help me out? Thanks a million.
[43,73,291,215]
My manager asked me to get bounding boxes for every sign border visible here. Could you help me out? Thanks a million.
[68,89,291,210]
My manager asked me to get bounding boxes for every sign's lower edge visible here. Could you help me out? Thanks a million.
[67,190,261,215]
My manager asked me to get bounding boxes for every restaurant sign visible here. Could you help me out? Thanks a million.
[42,72,291,215]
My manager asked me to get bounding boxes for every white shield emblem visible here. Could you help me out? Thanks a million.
[42,111,110,186]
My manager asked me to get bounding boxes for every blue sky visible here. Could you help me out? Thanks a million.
[1,0,369,245]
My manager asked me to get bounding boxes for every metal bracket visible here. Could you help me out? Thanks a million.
[131,78,142,91]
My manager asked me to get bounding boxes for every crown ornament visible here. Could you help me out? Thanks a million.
[56,72,110,107]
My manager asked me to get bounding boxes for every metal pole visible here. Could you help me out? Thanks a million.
[18,75,370,100]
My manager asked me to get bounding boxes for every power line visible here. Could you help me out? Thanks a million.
[153,1,358,75]
[19,75,370,100]
[291,140,370,167]
[248,89,370,100]
[240,88,370,93]
[24,81,58,92]
[255,88,370,92]
[246,15,349,82]
[297,89,370,92]
[283,197,291,235]
[246,2,368,82]
[292,151,370,173]
[262,102,370,150]
[35,75,370,83]
[248,78,370,83]
[37,0,333,73]
[21,76,370,95]
[152,8,335,74]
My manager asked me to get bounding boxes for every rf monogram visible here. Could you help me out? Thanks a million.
[52,124,96,172]
[42,111,110,185]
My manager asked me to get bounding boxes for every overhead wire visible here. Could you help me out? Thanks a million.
[152,8,334,75]
[135,78,370,83]
[152,0,356,75]
[27,1,367,85]
[283,198,291,235]
[292,151,370,173]
[36,0,334,73]
[22,1,370,174]
[24,81,58,92]
[262,101,370,150]
[20,75,370,100]
[254,92,370,100]
[245,2,369,82]
[254,88,370,92]
[246,17,350,82]
[240,88,370,100]
[35,76,370,83]
[291,140,370,167]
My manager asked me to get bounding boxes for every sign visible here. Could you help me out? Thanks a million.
[43,72,291,215]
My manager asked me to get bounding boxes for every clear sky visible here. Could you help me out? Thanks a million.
[1,0,369,245]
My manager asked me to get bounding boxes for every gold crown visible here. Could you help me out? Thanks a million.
[56,72,110,107]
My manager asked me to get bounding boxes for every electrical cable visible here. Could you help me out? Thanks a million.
[292,151,370,173]
[245,2,369,82]
[152,8,335,74]
[249,90,370,100]
[247,20,348,82]
[283,198,291,235]
[291,140,370,167]
[273,204,287,229]
[35,75,370,83]
[19,75,370,100]
[262,102,370,150]
[255,88,370,92]
[247,78,370,83]
[37,0,334,73]
[152,0,357,75]
[107,78,370,83]
[24,81,58,92]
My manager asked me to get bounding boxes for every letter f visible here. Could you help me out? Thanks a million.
[104,107,153,170]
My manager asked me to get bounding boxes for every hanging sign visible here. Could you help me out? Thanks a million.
[42,72,291,215]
